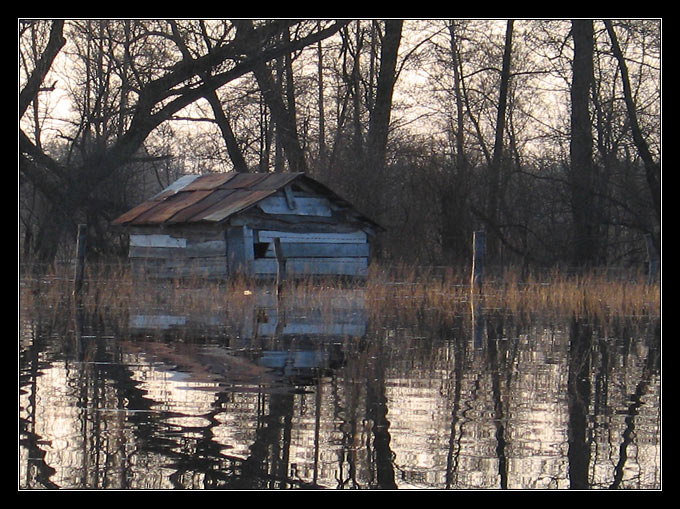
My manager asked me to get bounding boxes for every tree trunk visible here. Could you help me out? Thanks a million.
[447,21,467,171]
[569,19,598,266]
[351,22,364,161]
[317,34,327,167]
[19,20,65,119]
[206,91,250,172]
[365,19,403,173]
[168,21,250,173]
[235,20,308,173]
[486,19,513,262]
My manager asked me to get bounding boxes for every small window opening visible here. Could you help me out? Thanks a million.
[254,242,270,259]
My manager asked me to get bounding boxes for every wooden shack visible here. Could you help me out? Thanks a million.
[112,172,382,279]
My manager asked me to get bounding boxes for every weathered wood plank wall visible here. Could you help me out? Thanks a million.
[253,229,369,277]
[126,185,374,279]
[129,229,228,279]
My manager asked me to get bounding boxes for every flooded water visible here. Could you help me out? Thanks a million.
[19,284,661,490]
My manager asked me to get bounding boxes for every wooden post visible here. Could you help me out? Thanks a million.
[470,231,486,349]
[73,224,87,297]
[470,230,486,293]
[274,237,287,299]
[645,233,659,284]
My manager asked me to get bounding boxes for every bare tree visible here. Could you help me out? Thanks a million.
[20,19,349,260]
[604,19,661,253]
[232,19,309,173]
[167,20,249,173]
[19,19,661,268]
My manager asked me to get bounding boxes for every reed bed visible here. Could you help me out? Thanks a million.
[366,263,660,321]
[19,260,660,325]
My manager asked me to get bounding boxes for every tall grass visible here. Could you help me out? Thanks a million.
[366,263,660,321]
[19,260,660,326]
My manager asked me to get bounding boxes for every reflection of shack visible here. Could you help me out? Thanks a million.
[128,286,367,384]
[125,285,369,488]
[112,172,382,280]
[241,289,367,382]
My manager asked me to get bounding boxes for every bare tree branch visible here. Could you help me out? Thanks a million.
[19,20,66,119]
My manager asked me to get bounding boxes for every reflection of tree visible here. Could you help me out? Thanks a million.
[20,308,161,488]
[19,317,61,489]
[239,393,295,489]
[19,424,59,489]
[567,317,661,490]
[445,325,465,488]
[71,322,160,488]
[609,324,660,489]
[485,313,512,489]
[567,316,593,489]
[332,369,360,488]
[166,403,229,489]
[365,335,397,489]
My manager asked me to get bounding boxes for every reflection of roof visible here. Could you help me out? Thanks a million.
[112,172,381,229]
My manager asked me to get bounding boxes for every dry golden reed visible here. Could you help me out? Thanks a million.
[20,261,660,324]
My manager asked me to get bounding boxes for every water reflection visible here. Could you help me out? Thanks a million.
[19,287,660,490]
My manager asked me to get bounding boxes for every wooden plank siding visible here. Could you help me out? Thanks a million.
[129,230,228,279]
[253,258,368,277]
[257,230,367,243]
[131,256,228,279]
[129,240,226,258]
[251,228,369,277]
[130,234,187,248]
[256,194,332,217]
[260,242,369,258]
[129,231,369,278]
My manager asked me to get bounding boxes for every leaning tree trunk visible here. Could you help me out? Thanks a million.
[604,20,661,254]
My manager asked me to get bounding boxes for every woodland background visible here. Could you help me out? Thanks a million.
[18,19,661,270]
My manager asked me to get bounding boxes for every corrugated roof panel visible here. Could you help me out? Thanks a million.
[249,172,302,190]
[149,174,200,199]
[183,189,248,223]
[166,188,237,224]
[131,190,213,225]
[181,172,238,191]
[198,189,275,223]
[219,173,269,189]
[111,200,162,225]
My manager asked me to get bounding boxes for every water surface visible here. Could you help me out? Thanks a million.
[19,286,660,490]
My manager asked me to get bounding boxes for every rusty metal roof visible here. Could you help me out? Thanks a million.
[113,172,303,226]
[112,171,383,231]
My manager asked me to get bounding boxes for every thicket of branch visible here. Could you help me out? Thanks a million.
[19,19,660,270]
